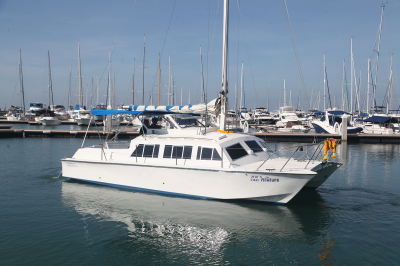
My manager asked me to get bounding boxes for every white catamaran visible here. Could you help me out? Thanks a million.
[61,0,341,204]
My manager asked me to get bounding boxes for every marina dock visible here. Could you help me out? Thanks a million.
[1,126,400,143]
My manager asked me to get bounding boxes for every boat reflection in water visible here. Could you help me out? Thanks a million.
[62,180,334,264]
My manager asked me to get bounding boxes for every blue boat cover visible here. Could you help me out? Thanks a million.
[363,116,398,123]
[327,110,349,115]
[91,109,173,116]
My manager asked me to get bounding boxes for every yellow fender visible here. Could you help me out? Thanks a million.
[323,139,329,160]
[332,139,337,158]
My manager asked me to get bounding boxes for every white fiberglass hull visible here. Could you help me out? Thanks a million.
[40,117,61,126]
[61,159,315,204]
[75,118,93,126]
[303,162,342,189]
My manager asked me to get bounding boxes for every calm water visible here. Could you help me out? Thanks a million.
[1,138,399,265]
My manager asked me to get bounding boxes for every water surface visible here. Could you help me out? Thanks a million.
[0,138,399,265]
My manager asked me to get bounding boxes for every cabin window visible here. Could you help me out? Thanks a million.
[163,145,173,158]
[201,148,212,160]
[143,145,154,157]
[212,148,222,161]
[245,140,263,153]
[172,146,183,159]
[131,144,144,157]
[163,145,192,159]
[182,146,192,159]
[153,145,160,158]
[226,143,248,160]
[196,147,222,161]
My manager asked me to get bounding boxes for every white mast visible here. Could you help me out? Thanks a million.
[387,54,393,115]
[240,62,243,109]
[19,50,25,114]
[267,82,270,111]
[108,50,111,109]
[367,58,370,113]
[68,64,71,110]
[48,51,51,109]
[167,56,171,105]
[78,41,83,108]
[181,87,183,106]
[283,79,286,106]
[350,38,353,114]
[113,73,116,109]
[200,45,205,104]
[358,70,361,113]
[97,75,99,106]
[142,35,146,105]
[219,0,229,131]
[373,4,385,115]
[342,60,345,111]
[323,53,326,111]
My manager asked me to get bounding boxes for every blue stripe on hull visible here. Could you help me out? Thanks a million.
[66,178,285,205]
[68,177,216,200]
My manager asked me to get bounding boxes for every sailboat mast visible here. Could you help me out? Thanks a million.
[240,62,243,109]
[143,35,145,105]
[158,54,161,105]
[387,54,393,115]
[323,53,326,111]
[351,38,353,114]
[48,51,52,109]
[19,50,25,114]
[168,56,171,105]
[113,73,115,109]
[267,82,270,111]
[96,75,99,106]
[78,41,83,108]
[342,60,345,111]
[283,79,286,106]
[108,50,111,109]
[219,0,229,131]
[69,64,72,110]
[133,58,135,105]
[373,4,385,115]
[367,58,370,113]
[200,45,204,104]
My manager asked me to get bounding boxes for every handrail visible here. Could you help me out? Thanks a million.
[256,140,326,171]
[280,147,299,172]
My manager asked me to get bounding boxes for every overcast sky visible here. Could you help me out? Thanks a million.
[1,0,399,112]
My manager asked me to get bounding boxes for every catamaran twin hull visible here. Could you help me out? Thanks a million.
[61,159,339,204]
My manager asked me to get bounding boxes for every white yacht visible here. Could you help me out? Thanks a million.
[75,109,93,126]
[40,115,61,126]
[312,111,363,134]
[61,0,341,204]
[360,116,398,134]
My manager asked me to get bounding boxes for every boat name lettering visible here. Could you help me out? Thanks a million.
[250,176,279,182]
[66,162,77,167]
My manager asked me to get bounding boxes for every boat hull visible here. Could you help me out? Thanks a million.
[75,118,93,126]
[40,117,61,126]
[61,159,315,204]
[303,162,342,189]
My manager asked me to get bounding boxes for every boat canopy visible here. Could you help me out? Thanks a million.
[90,109,173,116]
[363,116,398,123]
[327,110,349,115]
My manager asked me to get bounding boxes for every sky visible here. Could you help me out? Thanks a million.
[1,0,399,112]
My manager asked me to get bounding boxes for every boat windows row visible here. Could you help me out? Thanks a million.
[130,139,268,161]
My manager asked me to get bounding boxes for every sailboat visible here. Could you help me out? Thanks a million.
[74,41,94,126]
[40,51,62,126]
[61,0,342,204]
[6,50,26,121]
